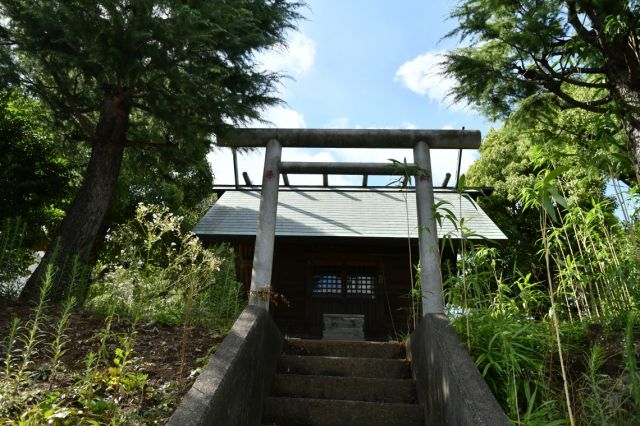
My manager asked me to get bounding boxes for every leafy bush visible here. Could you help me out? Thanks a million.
[86,203,244,331]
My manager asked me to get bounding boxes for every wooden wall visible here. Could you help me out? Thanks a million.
[224,236,455,340]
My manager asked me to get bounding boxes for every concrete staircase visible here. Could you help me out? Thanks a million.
[262,339,424,426]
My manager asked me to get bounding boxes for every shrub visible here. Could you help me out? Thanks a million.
[86,203,244,331]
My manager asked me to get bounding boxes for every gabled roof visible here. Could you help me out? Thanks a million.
[194,188,506,240]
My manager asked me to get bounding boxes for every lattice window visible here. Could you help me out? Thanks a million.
[346,267,377,298]
[312,269,342,296]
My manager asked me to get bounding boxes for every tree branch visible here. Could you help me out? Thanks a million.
[38,56,97,140]
[565,1,599,47]
[578,3,605,34]
[535,57,609,89]
[557,65,605,74]
[0,25,15,44]
[125,139,177,150]
[551,85,612,113]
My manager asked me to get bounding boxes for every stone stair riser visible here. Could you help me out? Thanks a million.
[284,339,406,359]
[263,396,423,426]
[262,339,423,426]
[278,355,411,379]
[272,374,417,403]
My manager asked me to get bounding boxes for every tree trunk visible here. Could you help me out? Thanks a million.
[625,113,640,187]
[20,94,131,302]
[611,68,640,186]
[582,3,640,185]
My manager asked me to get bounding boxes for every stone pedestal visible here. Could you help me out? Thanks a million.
[322,314,365,341]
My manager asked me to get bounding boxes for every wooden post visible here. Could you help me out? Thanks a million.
[249,139,281,309]
[242,172,253,186]
[414,141,444,314]
[232,148,239,189]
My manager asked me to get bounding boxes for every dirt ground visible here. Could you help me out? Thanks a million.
[0,302,225,423]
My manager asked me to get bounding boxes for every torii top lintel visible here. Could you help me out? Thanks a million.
[218,128,481,149]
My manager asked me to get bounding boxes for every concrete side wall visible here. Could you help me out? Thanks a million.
[408,314,510,426]
[167,305,283,426]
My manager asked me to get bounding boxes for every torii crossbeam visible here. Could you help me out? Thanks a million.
[218,128,481,315]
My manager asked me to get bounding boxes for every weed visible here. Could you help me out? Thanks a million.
[48,295,75,387]
[87,203,245,331]
[15,266,54,384]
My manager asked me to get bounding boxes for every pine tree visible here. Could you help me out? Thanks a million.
[444,0,640,184]
[0,0,302,301]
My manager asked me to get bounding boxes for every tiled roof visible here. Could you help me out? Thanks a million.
[193,188,507,240]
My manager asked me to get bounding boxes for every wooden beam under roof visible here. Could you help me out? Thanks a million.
[218,128,481,149]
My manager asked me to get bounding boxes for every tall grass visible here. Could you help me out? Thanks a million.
[443,170,640,424]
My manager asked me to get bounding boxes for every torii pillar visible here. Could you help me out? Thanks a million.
[249,139,281,309]
[414,141,443,314]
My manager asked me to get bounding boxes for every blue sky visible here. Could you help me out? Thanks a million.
[209,0,496,187]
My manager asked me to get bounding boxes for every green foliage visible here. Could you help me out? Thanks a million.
[0,90,80,248]
[582,344,609,424]
[625,313,640,417]
[446,245,549,318]
[109,148,216,232]
[0,0,303,301]
[2,317,20,378]
[448,150,640,423]
[1,201,243,423]
[0,0,303,147]
[15,266,54,384]
[87,203,245,330]
[575,315,640,425]
[444,0,640,182]
[466,103,622,283]
[444,0,637,118]
[2,315,153,424]
[453,312,566,423]
[48,295,76,386]
[435,7,640,417]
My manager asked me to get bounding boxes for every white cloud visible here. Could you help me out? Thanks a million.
[255,106,307,128]
[324,117,350,128]
[258,32,316,78]
[281,147,360,186]
[323,120,418,131]
[395,51,467,111]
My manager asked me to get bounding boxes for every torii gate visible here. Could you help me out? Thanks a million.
[218,128,480,315]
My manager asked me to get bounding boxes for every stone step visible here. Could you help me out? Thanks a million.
[284,339,406,359]
[272,374,417,403]
[263,396,423,426]
[278,354,411,379]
